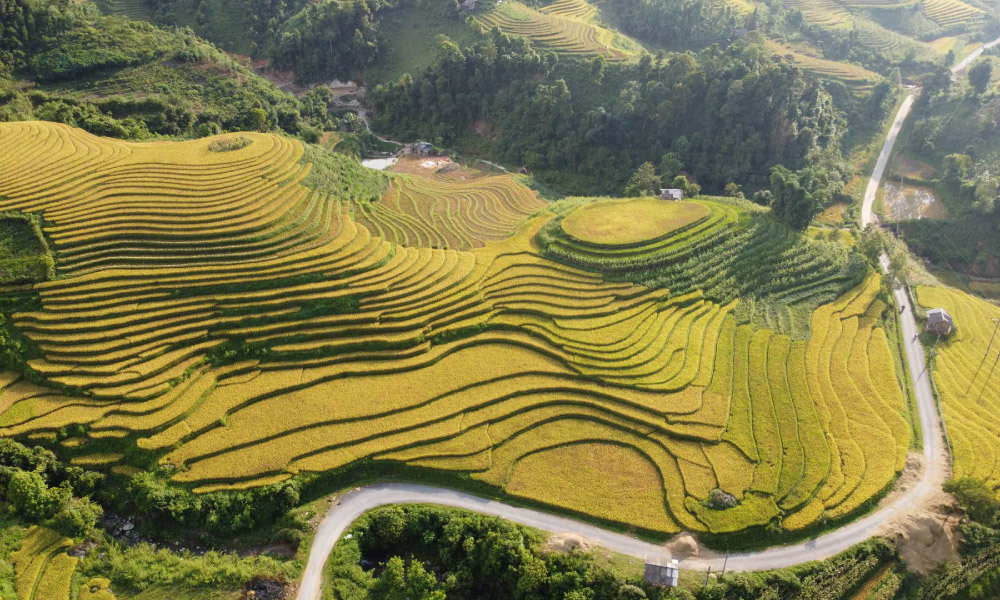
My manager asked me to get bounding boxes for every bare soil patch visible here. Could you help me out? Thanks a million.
[545,533,594,553]
[876,453,961,574]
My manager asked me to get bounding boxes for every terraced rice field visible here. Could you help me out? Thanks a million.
[921,0,984,28]
[539,197,866,338]
[475,0,641,61]
[780,0,853,29]
[111,0,151,20]
[560,198,710,246]
[9,527,81,600]
[917,286,1000,497]
[853,19,933,61]
[0,122,911,536]
[767,41,882,92]
[354,172,544,250]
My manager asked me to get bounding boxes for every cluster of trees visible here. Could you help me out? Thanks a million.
[326,504,690,600]
[372,31,849,195]
[923,478,1000,599]
[142,0,308,55]
[144,0,391,82]
[326,505,914,600]
[0,439,104,538]
[0,0,351,142]
[940,154,999,216]
[123,472,305,536]
[623,160,700,197]
[79,540,296,594]
[605,0,741,50]
[268,0,387,82]
[901,63,1000,278]
[768,165,847,229]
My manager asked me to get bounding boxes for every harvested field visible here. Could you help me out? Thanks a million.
[0,122,912,537]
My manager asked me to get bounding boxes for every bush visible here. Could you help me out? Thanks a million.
[208,135,253,152]
[51,496,103,538]
[7,471,65,520]
[946,478,1000,527]
[125,473,303,535]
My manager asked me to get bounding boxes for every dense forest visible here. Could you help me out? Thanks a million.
[371,30,867,194]
[899,60,1000,278]
[0,0,346,139]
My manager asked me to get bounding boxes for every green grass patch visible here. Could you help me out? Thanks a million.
[363,0,484,85]
[0,213,55,286]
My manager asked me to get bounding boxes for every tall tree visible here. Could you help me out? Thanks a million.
[968,59,992,95]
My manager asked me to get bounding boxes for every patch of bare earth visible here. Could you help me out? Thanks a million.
[545,533,593,553]
[876,453,961,574]
[663,533,707,561]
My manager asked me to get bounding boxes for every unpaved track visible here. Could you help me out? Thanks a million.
[294,40,1000,597]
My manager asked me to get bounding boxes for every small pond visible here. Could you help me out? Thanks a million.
[361,157,398,170]
[884,182,948,221]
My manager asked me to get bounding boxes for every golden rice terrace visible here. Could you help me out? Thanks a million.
[0,122,912,537]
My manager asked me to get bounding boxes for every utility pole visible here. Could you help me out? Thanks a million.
[975,331,1000,404]
[721,551,729,578]
[703,566,711,590]
[966,317,1000,395]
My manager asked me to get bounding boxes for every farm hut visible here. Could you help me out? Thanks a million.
[659,188,684,200]
[461,0,478,9]
[408,142,433,156]
[643,560,680,588]
[926,308,954,336]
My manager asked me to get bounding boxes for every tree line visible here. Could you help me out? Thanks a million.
[371,30,852,197]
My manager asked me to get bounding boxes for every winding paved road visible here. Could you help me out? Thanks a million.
[950,36,1000,77]
[294,39,1000,599]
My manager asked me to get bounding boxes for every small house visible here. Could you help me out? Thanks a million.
[461,0,478,10]
[643,560,680,588]
[660,188,684,201]
[409,142,433,156]
[926,308,954,336]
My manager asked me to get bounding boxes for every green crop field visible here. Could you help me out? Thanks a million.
[9,526,80,600]
[474,0,642,61]
[917,286,1000,497]
[0,122,912,538]
[0,214,54,285]
[766,41,882,92]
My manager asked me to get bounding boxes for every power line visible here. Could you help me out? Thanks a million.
[965,317,1000,396]
[974,331,1000,404]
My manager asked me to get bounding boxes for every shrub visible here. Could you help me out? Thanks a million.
[208,135,253,152]
[51,496,103,538]
[7,471,65,520]
[945,478,1000,527]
